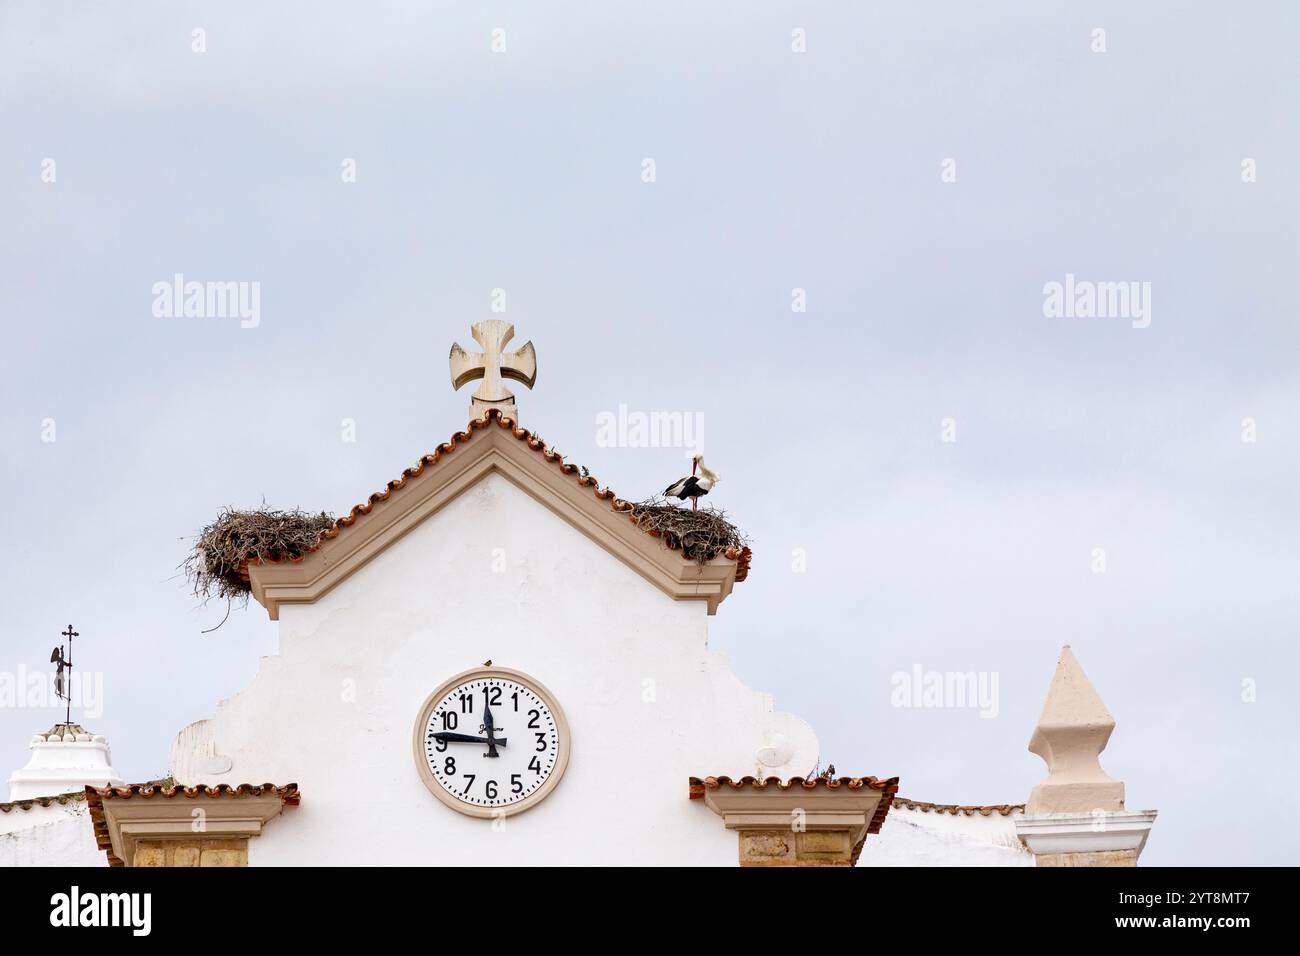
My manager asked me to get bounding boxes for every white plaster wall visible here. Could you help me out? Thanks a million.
[0,803,107,867]
[172,472,819,866]
[860,806,1034,867]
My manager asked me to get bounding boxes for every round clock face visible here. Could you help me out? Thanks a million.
[412,667,570,818]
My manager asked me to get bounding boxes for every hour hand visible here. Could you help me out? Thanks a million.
[429,731,508,747]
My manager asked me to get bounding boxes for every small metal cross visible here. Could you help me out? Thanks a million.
[53,624,78,725]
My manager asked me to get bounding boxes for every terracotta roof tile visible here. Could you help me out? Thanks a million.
[248,408,751,582]
[85,783,301,867]
[40,722,89,737]
[0,791,86,813]
[689,774,897,798]
[892,797,1023,816]
[87,782,300,803]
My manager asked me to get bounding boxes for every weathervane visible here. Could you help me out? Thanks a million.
[449,320,537,422]
[49,624,77,725]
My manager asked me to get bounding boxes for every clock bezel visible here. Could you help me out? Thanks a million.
[411,665,571,819]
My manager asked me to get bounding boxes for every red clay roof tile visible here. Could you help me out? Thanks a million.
[0,791,86,813]
[892,797,1023,816]
[249,408,751,582]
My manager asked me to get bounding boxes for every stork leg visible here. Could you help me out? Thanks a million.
[692,497,698,511]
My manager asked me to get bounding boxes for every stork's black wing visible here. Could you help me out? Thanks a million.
[664,476,701,499]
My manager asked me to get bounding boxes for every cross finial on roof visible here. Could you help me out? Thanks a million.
[449,320,537,423]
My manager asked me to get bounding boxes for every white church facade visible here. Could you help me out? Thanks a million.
[1,323,1156,868]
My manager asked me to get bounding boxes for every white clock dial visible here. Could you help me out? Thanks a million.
[412,668,570,818]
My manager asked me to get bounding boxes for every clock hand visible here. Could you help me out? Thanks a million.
[429,731,508,747]
[482,704,501,759]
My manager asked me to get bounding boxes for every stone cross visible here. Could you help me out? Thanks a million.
[449,320,537,421]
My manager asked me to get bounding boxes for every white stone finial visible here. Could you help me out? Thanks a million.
[449,320,537,423]
[1016,647,1157,865]
[1026,646,1124,814]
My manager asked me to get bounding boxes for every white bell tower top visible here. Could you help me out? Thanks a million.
[6,723,124,802]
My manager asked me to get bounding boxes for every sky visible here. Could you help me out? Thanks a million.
[1,1,1297,866]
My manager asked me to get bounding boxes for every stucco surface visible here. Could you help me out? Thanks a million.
[0,802,107,867]
[860,805,1033,867]
[171,472,820,865]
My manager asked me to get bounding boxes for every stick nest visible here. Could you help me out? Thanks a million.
[184,507,336,603]
[627,498,749,564]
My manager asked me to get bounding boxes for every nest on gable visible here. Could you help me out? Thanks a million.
[184,507,336,602]
[627,498,749,564]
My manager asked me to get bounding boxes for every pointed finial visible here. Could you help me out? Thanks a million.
[1026,646,1125,813]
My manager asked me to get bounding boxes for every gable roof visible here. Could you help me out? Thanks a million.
[247,410,751,619]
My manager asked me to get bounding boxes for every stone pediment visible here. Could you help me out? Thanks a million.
[248,411,748,619]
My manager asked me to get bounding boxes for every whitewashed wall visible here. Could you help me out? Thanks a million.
[172,472,820,866]
[862,806,1033,867]
[0,802,106,867]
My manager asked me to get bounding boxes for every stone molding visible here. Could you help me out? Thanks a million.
[249,422,741,618]
[87,786,297,867]
[1015,809,1157,866]
[693,778,894,867]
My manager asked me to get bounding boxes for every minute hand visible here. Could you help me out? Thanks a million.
[429,731,508,746]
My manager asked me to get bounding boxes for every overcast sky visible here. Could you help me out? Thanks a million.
[2,2,1297,865]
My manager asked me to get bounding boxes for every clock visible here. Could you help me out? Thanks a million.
[412,666,570,818]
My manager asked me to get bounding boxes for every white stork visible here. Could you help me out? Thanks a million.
[663,453,720,510]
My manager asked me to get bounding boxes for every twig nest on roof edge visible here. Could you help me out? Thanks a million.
[184,507,335,602]
[627,498,749,564]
